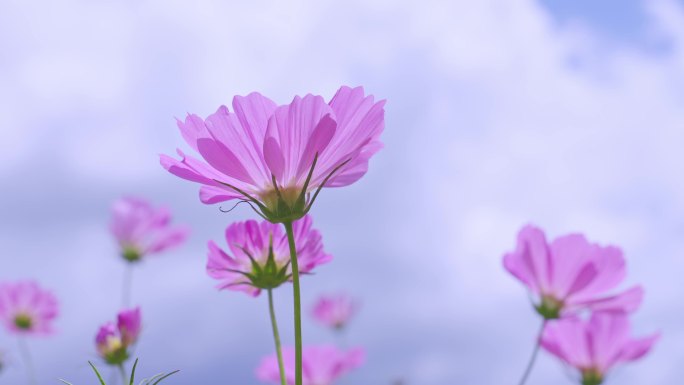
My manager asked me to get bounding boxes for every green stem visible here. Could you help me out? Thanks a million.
[283,221,302,385]
[517,320,546,385]
[118,363,128,385]
[17,337,35,385]
[268,289,287,385]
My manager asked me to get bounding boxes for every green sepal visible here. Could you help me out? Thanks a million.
[104,348,130,366]
[581,368,603,385]
[535,296,563,320]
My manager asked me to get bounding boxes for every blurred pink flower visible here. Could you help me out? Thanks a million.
[118,307,142,346]
[311,293,358,330]
[160,86,385,223]
[110,197,189,263]
[503,225,643,319]
[207,215,332,296]
[256,345,365,385]
[0,281,58,336]
[95,307,142,365]
[541,312,659,385]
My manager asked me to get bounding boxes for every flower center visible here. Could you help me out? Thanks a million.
[239,235,291,290]
[102,336,130,365]
[122,246,142,262]
[535,295,564,320]
[581,368,603,385]
[260,186,304,215]
[14,313,33,330]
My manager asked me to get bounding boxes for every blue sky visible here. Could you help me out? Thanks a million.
[1,0,683,384]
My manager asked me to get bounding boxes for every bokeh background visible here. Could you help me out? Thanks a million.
[1,0,683,384]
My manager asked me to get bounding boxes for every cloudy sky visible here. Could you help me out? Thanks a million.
[1,0,683,384]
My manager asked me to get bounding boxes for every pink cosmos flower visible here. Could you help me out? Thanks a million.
[160,86,385,223]
[256,345,365,385]
[0,281,58,336]
[541,312,659,385]
[117,307,142,346]
[207,215,332,296]
[110,197,189,262]
[503,225,643,319]
[311,293,358,330]
[95,307,142,365]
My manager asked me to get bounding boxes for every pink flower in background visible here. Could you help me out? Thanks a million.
[117,307,142,346]
[160,86,385,223]
[256,345,365,385]
[95,323,120,358]
[541,312,659,385]
[110,197,189,262]
[0,281,58,336]
[503,225,643,319]
[207,215,332,296]
[312,293,358,330]
[95,307,142,365]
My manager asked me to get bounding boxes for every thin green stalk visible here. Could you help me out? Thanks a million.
[118,363,128,385]
[268,289,287,385]
[283,221,302,385]
[17,337,35,385]
[517,320,547,385]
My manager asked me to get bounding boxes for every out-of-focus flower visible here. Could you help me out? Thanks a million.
[160,86,385,223]
[541,312,659,385]
[110,197,189,263]
[207,215,331,296]
[311,293,358,330]
[117,307,142,346]
[95,307,142,365]
[503,225,643,319]
[256,345,365,385]
[0,281,58,336]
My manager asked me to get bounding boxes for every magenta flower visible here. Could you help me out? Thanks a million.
[503,225,643,319]
[117,307,142,346]
[207,215,331,296]
[541,312,659,385]
[95,307,142,365]
[311,293,358,330]
[0,281,58,336]
[256,345,365,385]
[110,197,189,263]
[160,86,385,223]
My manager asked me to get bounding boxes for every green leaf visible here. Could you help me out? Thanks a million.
[150,370,180,385]
[130,358,139,385]
[87,361,107,385]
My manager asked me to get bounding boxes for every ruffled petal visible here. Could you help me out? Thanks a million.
[320,86,385,187]
[541,317,591,368]
[265,95,334,185]
[567,245,626,303]
[618,333,660,362]
[503,225,552,294]
[567,285,644,314]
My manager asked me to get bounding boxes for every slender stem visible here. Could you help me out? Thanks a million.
[17,337,35,385]
[268,289,287,385]
[122,264,133,308]
[517,320,547,385]
[283,221,302,385]
[118,363,128,385]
